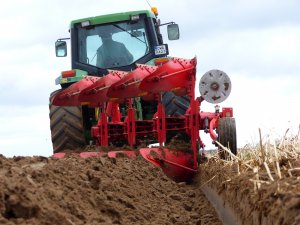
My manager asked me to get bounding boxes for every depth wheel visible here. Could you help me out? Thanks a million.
[217,117,237,159]
[49,90,86,153]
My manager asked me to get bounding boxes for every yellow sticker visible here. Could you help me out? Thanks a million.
[171,87,181,91]
[138,92,148,97]
[61,78,68,83]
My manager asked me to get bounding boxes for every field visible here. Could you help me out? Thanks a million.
[0,130,299,225]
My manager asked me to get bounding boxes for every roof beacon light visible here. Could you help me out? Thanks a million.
[81,20,91,27]
[151,7,158,16]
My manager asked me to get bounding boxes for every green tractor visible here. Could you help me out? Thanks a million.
[50,9,190,152]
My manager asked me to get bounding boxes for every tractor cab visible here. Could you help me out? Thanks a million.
[55,9,180,86]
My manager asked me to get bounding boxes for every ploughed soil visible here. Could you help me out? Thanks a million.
[200,157,300,225]
[0,154,221,225]
[2,150,299,225]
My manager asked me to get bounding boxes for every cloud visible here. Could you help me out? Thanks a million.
[159,0,300,38]
[230,75,300,145]
[0,105,52,157]
[0,44,62,106]
[167,25,300,78]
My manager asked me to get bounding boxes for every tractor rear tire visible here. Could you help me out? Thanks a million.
[217,117,237,159]
[162,92,190,116]
[162,92,190,143]
[49,91,86,153]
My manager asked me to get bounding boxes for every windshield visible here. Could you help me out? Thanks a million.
[77,19,150,69]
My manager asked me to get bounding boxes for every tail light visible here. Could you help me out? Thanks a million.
[154,58,169,66]
[62,70,76,78]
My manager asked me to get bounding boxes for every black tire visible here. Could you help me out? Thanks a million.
[162,92,190,116]
[217,117,237,159]
[49,90,86,153]
[162,92,190,143]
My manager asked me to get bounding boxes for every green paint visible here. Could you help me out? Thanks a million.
[70,10,155,28]
[134,98,143,120]
[55,69,88,85]
[84,130,91,142]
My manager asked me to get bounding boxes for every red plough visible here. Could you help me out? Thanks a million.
[52,57,234,182]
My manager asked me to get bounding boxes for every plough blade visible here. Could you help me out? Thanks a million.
[139,148,197,183]
[53,148,197,183]
[78,70,127,106]
[53,148,197,182]
[52,153,67,159]
[79,152,107,158]
[107,150,137,158]
[107,64,157,99]
[52,152,107,158]
[140,57,197,95]
[52,76,99,106]
[52,151,137,159]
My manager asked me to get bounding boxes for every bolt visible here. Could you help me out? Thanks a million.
[210,82,219,91]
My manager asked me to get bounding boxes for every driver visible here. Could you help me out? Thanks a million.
[96,31,133,68]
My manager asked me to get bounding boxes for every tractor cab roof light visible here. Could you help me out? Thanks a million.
[130,14,140,21]
[81,20,91,27]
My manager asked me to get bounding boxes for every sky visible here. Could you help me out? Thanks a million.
[0,0,299,157]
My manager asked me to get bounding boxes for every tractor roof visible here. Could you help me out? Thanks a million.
[70,10,155,28]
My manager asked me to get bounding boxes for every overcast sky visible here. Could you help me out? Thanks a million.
[0,0,299,157]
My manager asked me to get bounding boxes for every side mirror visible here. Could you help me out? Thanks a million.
[55,41,67,57]
[167,24,180,40]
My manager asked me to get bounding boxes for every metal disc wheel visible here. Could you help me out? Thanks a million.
[199,69,231,104]
[217,117,237,159]
[49,90,86,153]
